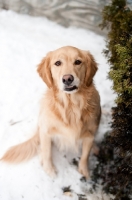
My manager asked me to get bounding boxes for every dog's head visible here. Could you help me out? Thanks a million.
[37,46,97,93]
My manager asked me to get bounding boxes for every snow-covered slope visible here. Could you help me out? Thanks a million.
[0,10,115,200]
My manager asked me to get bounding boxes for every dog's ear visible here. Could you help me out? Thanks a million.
[85,51,98,87]
[37,53,53,88]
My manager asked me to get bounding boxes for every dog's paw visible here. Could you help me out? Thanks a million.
[78,161,89,179]
[43,162,57,178]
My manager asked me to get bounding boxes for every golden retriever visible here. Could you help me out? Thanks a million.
[1,46,101,179]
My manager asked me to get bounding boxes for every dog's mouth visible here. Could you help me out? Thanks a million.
[64,85,78,92]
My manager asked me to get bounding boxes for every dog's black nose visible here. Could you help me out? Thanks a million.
[62,74,74,86]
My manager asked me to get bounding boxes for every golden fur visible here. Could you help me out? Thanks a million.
[1,46,101,179]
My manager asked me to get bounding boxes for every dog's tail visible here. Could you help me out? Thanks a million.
[1,131,39,163]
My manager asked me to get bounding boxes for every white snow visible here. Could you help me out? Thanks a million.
[0,10,115,200]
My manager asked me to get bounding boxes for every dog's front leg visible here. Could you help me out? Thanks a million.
[78,135,94,179]
[40,131,56,178]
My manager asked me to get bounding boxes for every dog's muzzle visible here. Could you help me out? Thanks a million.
[62,74,78,92]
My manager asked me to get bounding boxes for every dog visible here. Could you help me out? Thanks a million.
[1,46,101,179]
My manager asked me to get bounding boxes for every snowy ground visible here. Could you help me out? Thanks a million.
[0,10,115,200]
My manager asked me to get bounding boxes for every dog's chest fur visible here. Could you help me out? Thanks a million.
[51,103,84,151]
[41,89,95,151]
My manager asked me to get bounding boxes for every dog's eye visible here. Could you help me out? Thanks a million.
[74,60,82,65]
[55,61,61,66]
